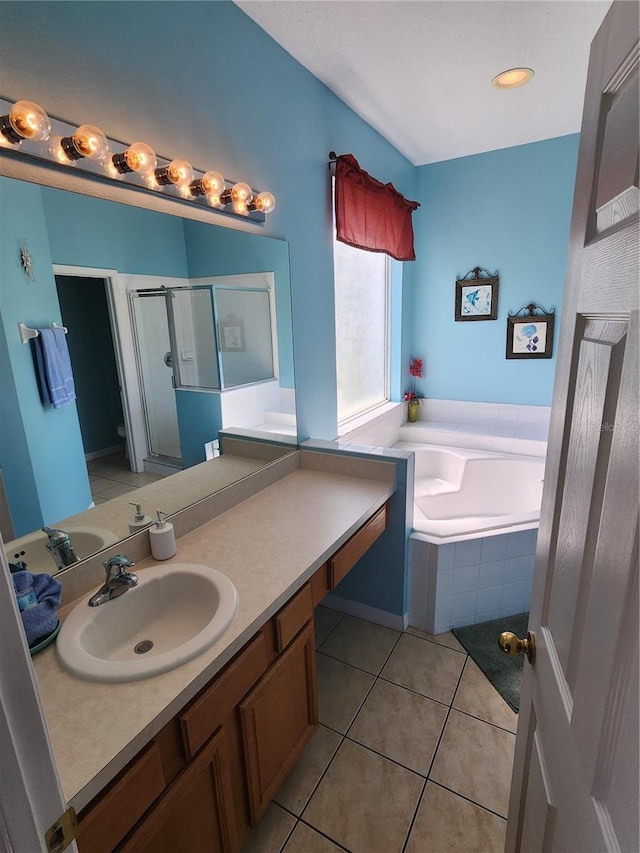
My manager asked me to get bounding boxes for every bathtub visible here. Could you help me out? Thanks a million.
[397,443,545,542]
[397,442,545,634]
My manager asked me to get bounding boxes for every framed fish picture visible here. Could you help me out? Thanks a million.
[506,303,555,359]
[455,266,499,321]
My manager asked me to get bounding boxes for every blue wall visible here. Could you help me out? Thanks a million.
[0,179,92,535]
[411,135,579,406]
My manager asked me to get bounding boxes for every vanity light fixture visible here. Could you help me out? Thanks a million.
[0,96,276,222]
[0,100,51,144]
[59,124,110,161]
[491,67,534,89]
[249,191,277,214]
[112,141,157,175]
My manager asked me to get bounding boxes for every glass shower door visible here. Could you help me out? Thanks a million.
[130,292,182,462]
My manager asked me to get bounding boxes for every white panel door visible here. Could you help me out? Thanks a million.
[506,2,639,851]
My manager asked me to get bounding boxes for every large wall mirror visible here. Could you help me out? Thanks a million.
[0,173,297,575]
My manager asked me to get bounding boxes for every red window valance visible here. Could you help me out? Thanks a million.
[334,153,420,262]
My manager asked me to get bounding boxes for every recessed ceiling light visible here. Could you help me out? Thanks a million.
[492,68,534,89]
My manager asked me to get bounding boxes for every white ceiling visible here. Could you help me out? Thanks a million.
[235,0,611,166]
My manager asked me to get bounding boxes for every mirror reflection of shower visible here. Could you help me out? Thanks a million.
[128,273,291,472]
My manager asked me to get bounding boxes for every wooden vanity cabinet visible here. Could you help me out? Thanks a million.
[76,501,389,853]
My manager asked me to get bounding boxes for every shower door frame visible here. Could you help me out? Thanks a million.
[192,271,280,390]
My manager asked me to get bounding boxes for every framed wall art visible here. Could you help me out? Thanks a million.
[506,303,555,359]
[455,266,499,321]
[219,320,245,352]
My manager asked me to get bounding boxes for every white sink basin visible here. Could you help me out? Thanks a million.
[6,526,118,574]
[56,563,238,683]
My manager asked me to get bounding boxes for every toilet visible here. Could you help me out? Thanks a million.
[117,423,129,458]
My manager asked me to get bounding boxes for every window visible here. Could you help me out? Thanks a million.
[333,233,390,424]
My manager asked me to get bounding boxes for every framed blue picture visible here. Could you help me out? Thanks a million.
[506,304,555,359]
[455,266,499,321]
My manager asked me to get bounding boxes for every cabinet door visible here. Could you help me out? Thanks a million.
[239,620,318,823]
[118,727,237,853]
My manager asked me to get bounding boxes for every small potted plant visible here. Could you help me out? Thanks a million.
[405,357,424,422]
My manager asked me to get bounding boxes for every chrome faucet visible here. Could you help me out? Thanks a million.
[42,526,79,570]
[88,555,138,607]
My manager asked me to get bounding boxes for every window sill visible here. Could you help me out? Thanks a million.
[337,402,403,438]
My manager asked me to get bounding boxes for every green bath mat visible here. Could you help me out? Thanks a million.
[452,613,529,712]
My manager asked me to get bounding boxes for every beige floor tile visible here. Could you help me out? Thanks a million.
[242,802,296,853]
[274,725,342,815]
[407,626,466,654]
[102,469,163,487]
[429,709,516,817]
[314,606,343,649]
[283,822,344,852]
[89,476,118,496]
[381,633,466,704]
[348,679,447,775]
[453,658,518,733]
[91,481,134,500]
[318,615,400,675]
[405,781,507,853]
[316,654,375,733]
[302,739,423,853]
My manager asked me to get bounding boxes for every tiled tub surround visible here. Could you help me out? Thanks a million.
[244,609,516,853]
[31,450,395,812]
[408,529,538,634]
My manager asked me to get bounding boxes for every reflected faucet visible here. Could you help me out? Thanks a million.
[42,526,79,570]
[88,555,138,607]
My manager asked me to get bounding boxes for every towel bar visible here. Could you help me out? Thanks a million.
[18,321,68,344]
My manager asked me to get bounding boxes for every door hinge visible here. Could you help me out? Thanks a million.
[45,807,78,853]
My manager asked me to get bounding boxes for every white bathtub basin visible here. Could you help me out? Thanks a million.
[56,563,238,683]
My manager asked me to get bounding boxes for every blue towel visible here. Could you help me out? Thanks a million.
[12,570,62,648]
[32,335,52,405]
[38,327,76,408]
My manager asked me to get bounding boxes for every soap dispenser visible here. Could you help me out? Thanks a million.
[149,509,176,561]
[128,502,153,534]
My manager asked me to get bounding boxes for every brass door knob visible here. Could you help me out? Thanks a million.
[498,630,536,665]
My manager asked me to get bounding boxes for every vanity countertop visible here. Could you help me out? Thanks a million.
[32,463,395,812]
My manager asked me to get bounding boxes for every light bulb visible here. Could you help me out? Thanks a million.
[47,135,72,164]
[250,191,276,214]
[232,200,249,216]
[155,158,193,187]
[61,124,109,160]
[190,170,225,199]
[230,182,252,203]
[0,100,51,144]
[112,141,157,175]
[220,181,252,207]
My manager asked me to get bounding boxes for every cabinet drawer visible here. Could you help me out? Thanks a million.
[77,741,166,853]
[180,630,271,759]
[275,583,313,651]
[329,503,388,589]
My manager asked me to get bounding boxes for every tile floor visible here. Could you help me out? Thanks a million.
[243,607,517,853]
[87,451,163,505]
